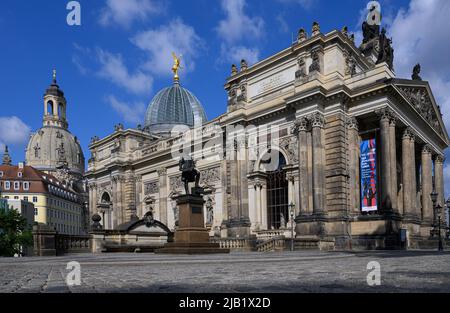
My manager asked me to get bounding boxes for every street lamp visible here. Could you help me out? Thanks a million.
[437,204,444,252]
[288,202,295,252]
[447,197,450,238]
[430,189,444,252]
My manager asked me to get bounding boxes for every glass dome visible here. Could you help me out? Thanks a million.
[144,81,207,135]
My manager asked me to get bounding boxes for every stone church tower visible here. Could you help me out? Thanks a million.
[25,70,85,193]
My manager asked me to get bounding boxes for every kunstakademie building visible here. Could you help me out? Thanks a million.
[85,20,449,250]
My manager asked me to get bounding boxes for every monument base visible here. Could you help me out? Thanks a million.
[155,194,229,255]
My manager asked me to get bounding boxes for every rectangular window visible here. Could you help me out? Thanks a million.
[4,181,10,190]
[0,171,3,177]
[34,208,38,216]
[14,196,19,200]
[33,196,38,203]
[23,196,28,202]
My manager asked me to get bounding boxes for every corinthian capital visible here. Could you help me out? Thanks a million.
[310,112,325,128]
[346,116,359,131]
[402,127,416,141]
[435,155,445,164]
[422,144,433,155]
[291,117,309,135]
[376,107,395,122]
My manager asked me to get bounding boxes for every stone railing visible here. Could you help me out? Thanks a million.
[256,236,286,252]
[255,230,286,240]
[56,234,91,255]
[210,238,254,251]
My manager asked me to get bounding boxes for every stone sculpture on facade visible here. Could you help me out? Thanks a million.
[412,64,422,81]
[295,57,307,80]
[309,50,321,73]
[231,64,238,76]
[205,196,214,225]
[297,28,307,42]
[376,28,394,70]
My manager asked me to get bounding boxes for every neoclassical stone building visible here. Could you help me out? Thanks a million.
[86,18,449,249]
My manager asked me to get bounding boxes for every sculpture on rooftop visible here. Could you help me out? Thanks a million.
[412,63,422,81]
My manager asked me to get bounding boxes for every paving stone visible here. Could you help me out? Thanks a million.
[0,251,449,292]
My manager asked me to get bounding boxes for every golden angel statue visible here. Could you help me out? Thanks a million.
[172,52,182,81]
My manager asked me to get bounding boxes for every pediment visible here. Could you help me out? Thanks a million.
[393,80,449,143]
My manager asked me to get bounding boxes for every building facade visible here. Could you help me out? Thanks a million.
[23,71,89,232]
[0,156,85,235]
[86,18,449,249]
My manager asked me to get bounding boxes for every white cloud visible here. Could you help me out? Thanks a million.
[99,0,164,28]
[216,0,264,44]
[0,116,31,150]
[131,18,204,77]
[387,0,450,196]
[96,48,153,95]
[221,45,260,66]
[275,0,316,9]
[216,0,263,66]
[107,95,146,125]
[276,14,289,33]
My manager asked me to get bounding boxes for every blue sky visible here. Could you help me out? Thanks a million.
[1,0,450,193]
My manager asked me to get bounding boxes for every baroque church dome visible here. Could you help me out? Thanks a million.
[144,67,207,135]
[25,71,85,178]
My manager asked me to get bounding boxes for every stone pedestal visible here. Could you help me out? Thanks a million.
[33,223,57,256]
[156,195,229,254]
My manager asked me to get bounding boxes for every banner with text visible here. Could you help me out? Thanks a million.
[360,139,378,212]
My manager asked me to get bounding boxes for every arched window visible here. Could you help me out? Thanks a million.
[58,103,64,118]
[101,192,111,204]
[47,101,54,115]
[266,151,289,230]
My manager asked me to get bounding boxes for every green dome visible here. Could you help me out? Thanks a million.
[144,82,207,135]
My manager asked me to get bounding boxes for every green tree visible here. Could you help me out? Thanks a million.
[0,208,33,257]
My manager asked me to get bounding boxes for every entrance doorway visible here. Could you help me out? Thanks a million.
[266,152,288,229]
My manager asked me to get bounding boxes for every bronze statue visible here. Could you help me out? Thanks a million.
[412,63,422,81]
[179,156,201,195]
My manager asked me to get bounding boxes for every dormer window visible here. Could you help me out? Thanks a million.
[14,181,20,190]
[23,182,30,190]
[4,181,10,190]
[0,171,3,177]
[18,172,23,178]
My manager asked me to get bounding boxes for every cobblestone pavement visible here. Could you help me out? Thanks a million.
[0,251,449,293]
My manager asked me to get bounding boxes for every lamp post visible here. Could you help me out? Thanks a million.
[430,189,444,251]
[289,202,295,252]
[437,205,444,252]
[447,197,450,238]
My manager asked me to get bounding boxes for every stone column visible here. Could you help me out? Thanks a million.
[389,115,398,213]
[135,175,142,217]
[409,131,418,218]
[347,117,360,214]
[421,145,433,223]
[402,128,414,218]
[254,179,262,229]
[292,117,309,215]
[158,168,168,225]
[378,108,392,211]
[261,180,268,230]
[311,112,326,214]
[124,172,136,222]
[237,138,250,224]
[435,155,445,221]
